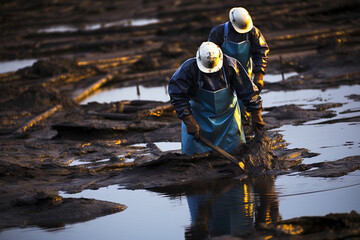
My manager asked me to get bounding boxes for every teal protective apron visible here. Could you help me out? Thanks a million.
[221,22,252,77]
[221,22,252,116]
[181,68,246,155]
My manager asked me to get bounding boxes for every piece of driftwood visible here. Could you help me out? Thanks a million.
[15,104,63,135]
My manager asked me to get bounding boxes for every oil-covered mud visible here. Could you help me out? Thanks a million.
[0,0,360,237]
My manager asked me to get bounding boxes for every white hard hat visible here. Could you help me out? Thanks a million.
[229,7,253,34]
[196,42,223,73]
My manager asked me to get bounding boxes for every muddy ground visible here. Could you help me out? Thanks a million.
[0,0,360,238]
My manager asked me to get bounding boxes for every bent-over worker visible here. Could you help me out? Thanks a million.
[168,42,264,155]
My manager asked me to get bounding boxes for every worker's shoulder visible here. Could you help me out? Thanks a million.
[181,57,196,69]
[210,22,225,33]
[249,26,264,37]
[172,57,197,78]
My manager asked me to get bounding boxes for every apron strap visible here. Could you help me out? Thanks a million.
[197,70,203,89]
[222,67,229,88]
[224,22,229,42]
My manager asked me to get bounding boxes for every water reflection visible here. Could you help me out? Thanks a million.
[152,176,280,239]
[29,176,281,240]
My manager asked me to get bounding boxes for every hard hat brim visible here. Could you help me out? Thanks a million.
[196,49,223,73]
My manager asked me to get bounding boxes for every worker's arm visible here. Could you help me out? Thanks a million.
[226,56,262,111]
[249,26,270,75]
[226,56,265,130]
[168,59,201,136]
[168,58,198,119]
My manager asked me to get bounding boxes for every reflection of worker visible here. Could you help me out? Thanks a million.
[168,42,264,155]
[185,177,281,239]
[208,7,270,91]
[186,182,252,239]
[250,176,281,227]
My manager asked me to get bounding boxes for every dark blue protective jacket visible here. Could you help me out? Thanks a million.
[168,55,262,119]
[208,22,269,74]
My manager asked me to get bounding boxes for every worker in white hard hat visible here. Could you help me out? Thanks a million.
[209,7,269,92]
[168,42,264,155]
[208,7,269,124]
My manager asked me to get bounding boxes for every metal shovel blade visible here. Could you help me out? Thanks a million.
[198,134,245,171]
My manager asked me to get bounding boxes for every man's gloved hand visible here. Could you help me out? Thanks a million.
[251,109,265,132]
[182,114,200,139]
[253,73,264,92]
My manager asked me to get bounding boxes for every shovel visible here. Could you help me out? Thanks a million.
[198,134,245,171]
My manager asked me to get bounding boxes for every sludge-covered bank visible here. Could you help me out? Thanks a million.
[0,0,360,238]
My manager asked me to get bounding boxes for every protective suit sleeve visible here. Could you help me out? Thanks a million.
[253,73,264,92]
[249,27,269,74]
[168,58,198,119]
[226,56,262,112]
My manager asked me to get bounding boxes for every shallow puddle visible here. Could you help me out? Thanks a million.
[69,158,110,166]
[102,19,159,28]
[264,72,298,83]
[262,85,360,109]
[81,85,169,104]
[69,158,91,166]
[37,19,159,33]
[0,59,37,74]
[154,142,181,152]
[38,25,78,33]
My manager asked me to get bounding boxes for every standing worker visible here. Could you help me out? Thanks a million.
[168,42,264,155]
[208,7,269,92]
